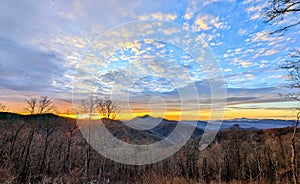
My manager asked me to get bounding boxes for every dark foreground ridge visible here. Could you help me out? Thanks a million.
[0,112,299,183]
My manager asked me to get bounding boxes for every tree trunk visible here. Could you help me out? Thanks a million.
[10,123,25,155]
[64,129,73,173]
[40,129,51,173]
[22,129,35,179]
[291,113,299,184]
[84,142,90,179]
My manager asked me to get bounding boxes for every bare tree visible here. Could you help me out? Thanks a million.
[264,1,300,100]
[98,96,119,120]
[0,102,8,112]
[64,121,78,174]
[78,95,119,179]
[264,0,300,34]
[80,95,100,179]
[282,50,300,89]
[80,95,100,118]
[39,117,59,174]
[290,111,300,184]
[37,96,56,114]
[264,0,300,94]
[25,98,37,114]
[264,2,300,183]
[25,96,56,114]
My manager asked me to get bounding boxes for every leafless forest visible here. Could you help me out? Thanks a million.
[0,112,299,184]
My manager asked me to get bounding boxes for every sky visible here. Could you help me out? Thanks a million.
[0,0,299,120]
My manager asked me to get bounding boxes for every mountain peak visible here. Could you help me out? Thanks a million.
[231,117,257,121]
[138,114,153,119]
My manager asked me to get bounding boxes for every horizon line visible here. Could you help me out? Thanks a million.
[0,112,296,121]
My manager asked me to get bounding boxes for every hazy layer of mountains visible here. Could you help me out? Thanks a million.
[0,112,296,143]
[182,117,296,131]
[129,114,296,130]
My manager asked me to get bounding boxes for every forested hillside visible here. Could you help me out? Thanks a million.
[0,113,299,183]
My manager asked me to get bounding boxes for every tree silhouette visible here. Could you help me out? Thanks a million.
[264,2,300,183]
[25,96,56,114]
[80,95,100,118]
[280,50,300,105]
[0,102,8,112]
[24,98,37,114]
[264,0,300,99]
[98,96,119,120]
[37,96,56,114]
[80,95,101,179]
[264,0,300,34]
[78,95,119,179]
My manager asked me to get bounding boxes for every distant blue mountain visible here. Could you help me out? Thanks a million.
[128,115,204,139]
[128,115,296,133]
[182,118,296,131]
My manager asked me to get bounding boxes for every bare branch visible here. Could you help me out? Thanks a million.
[264,0,300,34]
[280,50,300,96]
[37,96,56,114]
[25,96,56,114]
[0,102,8,112]
[80,95,100,118]
[98,96,120,120]
[25,98,37,114]
[270,21,300,34]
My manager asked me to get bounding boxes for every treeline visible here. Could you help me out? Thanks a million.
[0,113,299,184]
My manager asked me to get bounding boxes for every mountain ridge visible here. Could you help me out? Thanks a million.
[0,112,296,131]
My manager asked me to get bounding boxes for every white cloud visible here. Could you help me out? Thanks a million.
[240,61,252,68]
[263,49,278,56]
[224,68,232,72]
[238,28,247,35]
[138,12,177,21]
[194,16,210,30]
[192,15,228,32]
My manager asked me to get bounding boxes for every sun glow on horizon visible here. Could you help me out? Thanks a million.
[56,108,296,121]
[1,0,299,122]
[1,99,297,121]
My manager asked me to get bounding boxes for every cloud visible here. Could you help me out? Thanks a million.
[74,37,207,97]
[191,14,228,32]
[240,61,252,68]
[0,0,299,118]
[194,16,210,30]
[231,58,252,68]
[238,28,247,35]
[138,13,177,21]
[224,68,232,73]
[263,49,278,56]
[119,79,290,115]
[0,1,47,42]
[0,37,67,94]
[243,0,268,20]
